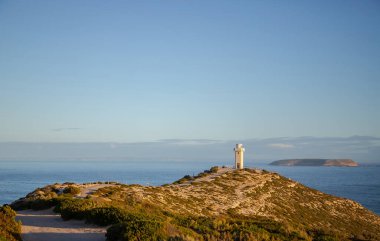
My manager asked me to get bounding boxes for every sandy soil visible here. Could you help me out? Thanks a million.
[78,184,115,198]
[16,208,107,241]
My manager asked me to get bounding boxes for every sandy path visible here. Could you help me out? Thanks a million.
[78,184,115,198]
[16,208,107,241]
[189,167,233,184]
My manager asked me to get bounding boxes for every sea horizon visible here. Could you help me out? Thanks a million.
[1,160,379,215]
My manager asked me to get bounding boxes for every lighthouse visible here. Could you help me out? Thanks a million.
[234,144,245,169]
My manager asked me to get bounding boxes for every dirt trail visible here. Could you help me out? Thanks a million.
[78,184,114,197]
[16,208,107,241]
[188,167,233,184]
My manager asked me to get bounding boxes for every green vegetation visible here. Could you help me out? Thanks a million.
[54,198,97,220]
[29,198,57,210]
[104,211,342,241]
[12,194,73,211]
[0,206,22,241]
[173,175,194,184]
[106,219,164,241]
[49,196,319,241]
[86,207,131,225]
[31,191,343,240]
[173,166,220,185]
[9,167,380,241]
[209,166,219,173]
[62,185,81,195]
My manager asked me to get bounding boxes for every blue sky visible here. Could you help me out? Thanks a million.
[0,1,379,150]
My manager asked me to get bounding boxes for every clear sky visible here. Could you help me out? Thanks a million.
[1,0,379,143]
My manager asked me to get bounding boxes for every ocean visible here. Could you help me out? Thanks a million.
[0,160,379,215]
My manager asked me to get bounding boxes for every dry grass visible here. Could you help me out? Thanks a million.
[12,167,380,240]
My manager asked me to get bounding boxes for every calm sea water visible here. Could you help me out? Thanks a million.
[0,160,379,215]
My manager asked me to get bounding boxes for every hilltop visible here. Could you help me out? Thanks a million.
[270,159,359,167]
[11,167,380,241]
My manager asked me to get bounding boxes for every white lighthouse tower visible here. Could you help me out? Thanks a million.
[234,144,245,169]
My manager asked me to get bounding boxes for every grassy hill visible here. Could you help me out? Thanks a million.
[11,167,380,241]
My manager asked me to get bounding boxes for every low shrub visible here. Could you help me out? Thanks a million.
[10,199,31,211]
[173,215,312,241]
[29,198,57,210]
[63,185,81,195]
[106,219,164,241]
[308,230,340,241]
[173,175,193,184]
[104,211,317,241]
[86,206,128,226]
[0,205,22,241]
[210,166,219,173]
[54,198,96,220]
[12,194,74,211]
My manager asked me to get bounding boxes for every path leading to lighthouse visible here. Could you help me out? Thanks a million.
[78,183,115,198]
[16,208,107,241]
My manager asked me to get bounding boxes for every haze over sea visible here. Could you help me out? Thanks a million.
[0,160,379,215]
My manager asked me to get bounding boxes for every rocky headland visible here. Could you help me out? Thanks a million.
[7,167,380,241]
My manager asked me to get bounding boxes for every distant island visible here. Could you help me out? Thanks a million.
[270,159,359,167]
